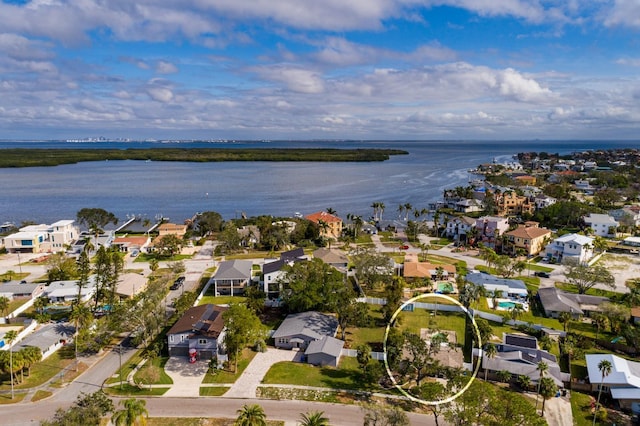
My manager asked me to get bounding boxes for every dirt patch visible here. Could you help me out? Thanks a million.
[599,254,640,291]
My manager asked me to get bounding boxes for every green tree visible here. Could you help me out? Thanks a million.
[19,345,42,376]
[497,369,512,383]
[351,249,393,289]
[299,411,330,426]
[154,234,183,258]
[196,211,223,236]
[382,276,404,323]
[493,387,546,426]
[600,302,630,334]
[235,404,267,426]
[280,259,344,313]
[111,398,148,426]
[47,252,78,282]
[593,359,612,426]
[564,259,615,294]
[70,303,93,363]
[4,329,17,398]
[223,304,263,372]
[33,296,49,314]
[219,221,242,253]
[402,331,431,387]
[0,296,9,316]
[484,343,497,381]
[593,314,608,340]
[539,376,557,417]
[244,285,266,315]
[517,374,531,391]
[76,249,92,303]
[558,311,571,332]
[356,344,372,373]
[41,391,114,426]
[419,381,446,426]
[76,208,118,241]
[535,361,549,411]
[173,291,197,316]
[149,258,159,272]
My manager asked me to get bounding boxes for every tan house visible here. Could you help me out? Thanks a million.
[495,191,535,217]
[157,223,188,238]
[505,222,551,256]
[403,262,456,281]
[112,236,151,253]
[305,211,343,239]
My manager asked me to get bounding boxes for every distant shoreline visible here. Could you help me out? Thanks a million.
[0,148,409,168]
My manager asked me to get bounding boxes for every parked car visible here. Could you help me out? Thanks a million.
[534,271,551,278]
[170,276,185,290]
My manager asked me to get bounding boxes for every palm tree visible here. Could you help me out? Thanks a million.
[235,404,267,426]
[299,411,330,426]
[539,376,557,417]
[593,314,608,340]
[326,207,336,215]
[593,359,612,426]
[535,361,549,411]
[33,296,48,314]
[20,346,42,377]
[510,304,524,321]
[404,203,412,221]
[378,202,385,221]
[397,204,404,220]
[112,398,149,426]
[517,374,531,391]
[4,330,17,399]
[497,369,512,383]
[558,311,571,332]
[0,296,9,317]
[484,343,497,381]
[70,303,92,369]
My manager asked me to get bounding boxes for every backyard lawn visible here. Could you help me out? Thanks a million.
[202,348,257,384]
[198,296,247,306]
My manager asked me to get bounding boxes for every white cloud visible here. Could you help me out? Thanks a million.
[604,0,640,28]
[156,61,178,74]
[146,86,174,103]
[616,57,640,67]
[255,66,325,94]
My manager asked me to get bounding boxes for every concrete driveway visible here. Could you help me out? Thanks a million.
[224,348,301,398]
[163,356,210,397]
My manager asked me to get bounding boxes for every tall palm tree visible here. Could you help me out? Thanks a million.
[112,398,149,426]
[235,404,267,426]
[0,296,9,317]
[326,207,336,215]
[4,330,17,399]
[397,204,404,220]
[378,202,385,221]
[484,343,498,381]
[70,303,92,370]
[299,411,330,426]
[404,203,412,221]
[593,359,612,426]
[535,361,549,411]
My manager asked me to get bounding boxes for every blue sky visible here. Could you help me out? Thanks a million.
[2,0,640,140]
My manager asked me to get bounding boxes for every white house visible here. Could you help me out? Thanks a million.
[583,213,618,238]
[445,216,476,242]
[465,271,528,300]
[475,216,510,248]
[534,194,557,210]
[45,276,97,303]
[545,233,594,264]
[586,354,640,412]
[4,220,80,253]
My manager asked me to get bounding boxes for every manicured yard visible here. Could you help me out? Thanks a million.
[397,310,467,346]
[31,390,52,402]
[135,253,193,262]
[571,390,598,426]
[198,296,247,306]
[105,350,145,386]
[262,357,371,391]
[133,356,174,385]
[202,348,257,384]
[199,386,229,396]
[0,393,26,404]
[104,383,169,396]
[0,348,77,391]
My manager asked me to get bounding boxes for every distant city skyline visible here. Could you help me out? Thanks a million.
[2,1,640,140]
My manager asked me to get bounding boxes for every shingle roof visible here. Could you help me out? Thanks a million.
[305,335,344,358]
[214,260,252,280]
[167,304,227,338]
[272,311,338,340]
[313,248,348,265]
[537,287,608,314]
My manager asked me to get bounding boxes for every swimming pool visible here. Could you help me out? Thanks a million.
[498,301,520,309]
[436,282,454,293]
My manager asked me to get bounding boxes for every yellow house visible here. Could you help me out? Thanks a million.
[305,211,343,239]
[505,222,551,256]
[157,223,188,238]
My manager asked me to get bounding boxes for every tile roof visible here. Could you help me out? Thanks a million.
[305,211,342,223]
[506,225,551,239]
[404,262,456,278]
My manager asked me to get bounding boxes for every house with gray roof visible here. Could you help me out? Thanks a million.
[0,282,45,300]
[262,248,307,299]
[45,276,97,304]
[480,333,569,388]
[586,354,640,412]
[313,248,348,270]
[15,322,74,360]
[167,304,227,359]
[272,311,343,367]
[208,260,252,296]
[545,233,594,264]
[465,271,528,300]
[537,287,608,319]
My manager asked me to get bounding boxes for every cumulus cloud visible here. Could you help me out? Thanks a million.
[604,0,640,28]
[156,61,178,74]
[255,66,325,94]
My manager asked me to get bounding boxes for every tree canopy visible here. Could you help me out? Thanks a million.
[279,258,344,313]
[564,259,615,294]
[76,208,118,235]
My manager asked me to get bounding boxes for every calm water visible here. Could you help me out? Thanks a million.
[1,140,639,224]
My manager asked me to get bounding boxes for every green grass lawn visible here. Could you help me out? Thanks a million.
[571,390,598,426]
[135,254,192,262]
[31,390,52,402]
[133,356,174,385]
[199,386,229,396]
[0,393,26,404]
[103,384,169,396]
[262,357,371,391]
[1,349,76,391]
[105,350,145,385]
[396,310,467,346]
[554,282,624,301]
[202,348,257,384]
[198,295,247,306]
[5,298,30,315]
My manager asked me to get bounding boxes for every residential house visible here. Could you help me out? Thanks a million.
[167,304,227,359]
[273,310,339,348]
[455,199,484,214]
[475,216,510,248]
[305,336,345,367]
[505,222,551,256]
[465,271,528,301]
[14,322,74,360]
[115,273,148,299]
[305,211,343,240]
[534,194,557,210]
[545,233,594,264]
[238,225,260,247]
[445,216,476,243]
[262,248,306,299]
[583,213,619,238]
[112,236,151,253]
[157,223,188,238]
[479,333,569,388]
[495,191,535,217]
[623,237,640,248]
[575,179,595,194]
[514,175,537,185]
[403,262,456,282]
[0,282,45,301]
[4,220,80,253]
[313,248,348,270]
[45,276,97,303]
[208,260,253,296]
[586,354,640,411]
[537,287,609,319]
[610,206,640,229]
